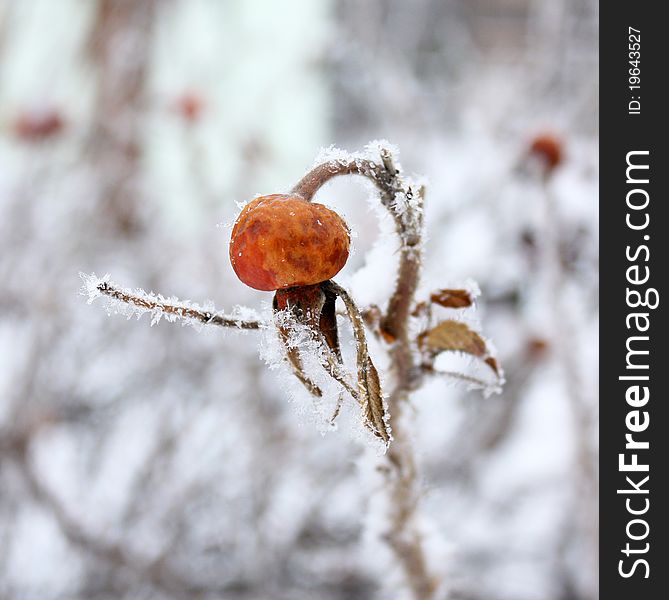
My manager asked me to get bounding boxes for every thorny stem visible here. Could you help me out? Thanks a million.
[95,279,264,329]
[295,152,435,599]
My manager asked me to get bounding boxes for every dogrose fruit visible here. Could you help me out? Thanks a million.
[229,194,350,291]
[529,133,563,172]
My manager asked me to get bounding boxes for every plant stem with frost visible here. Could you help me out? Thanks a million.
[294,151,436,600]
[82,274,264,330]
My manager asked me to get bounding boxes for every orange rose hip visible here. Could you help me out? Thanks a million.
[229,194,350,291]
[529,133,563,171]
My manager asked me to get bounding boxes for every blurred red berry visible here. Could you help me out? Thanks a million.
[528,133,563,172]
[174,93,204,123]
[13,108,65,142]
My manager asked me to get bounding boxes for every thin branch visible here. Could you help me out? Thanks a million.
[81,273,264,330]
[291,151,421,244]
[291,159,377,201]
[8,441,209,600]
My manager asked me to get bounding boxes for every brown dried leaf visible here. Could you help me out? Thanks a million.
[429,288,474,309]
[419,319,486,357]
[324,281,391,444]
[418,319,500,378]
[484,356,501,376]
[359,356,391,443]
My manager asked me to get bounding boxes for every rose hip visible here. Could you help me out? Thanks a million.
[229,194,350,291]
[529,133,563,172]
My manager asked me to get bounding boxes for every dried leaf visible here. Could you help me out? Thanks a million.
[419,319,486,357]
[274,281,392,442]
[359,356,391,443]
[317,288,353,418]
[484,356,501,376]
[324,281,391,443]
[418,319,501,379]
[429,288,474,309]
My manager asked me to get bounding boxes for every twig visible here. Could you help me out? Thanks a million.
[81,273,264,330]
[8,441,209,600]
[291,158,387,203]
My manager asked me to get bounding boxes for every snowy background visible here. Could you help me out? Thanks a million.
[0,1,598,599]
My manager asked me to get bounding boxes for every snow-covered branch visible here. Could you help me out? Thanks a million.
[80,273,264,330]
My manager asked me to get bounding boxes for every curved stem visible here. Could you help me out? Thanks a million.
[292,153,424,339]
[296,151,434,598]
[291,158,387,203]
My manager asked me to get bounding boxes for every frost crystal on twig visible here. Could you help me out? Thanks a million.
[79,273,264,330]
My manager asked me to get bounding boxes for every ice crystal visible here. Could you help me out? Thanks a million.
[79,273,262,331]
